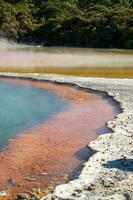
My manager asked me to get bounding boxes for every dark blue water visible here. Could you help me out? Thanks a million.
[0,80,68,148]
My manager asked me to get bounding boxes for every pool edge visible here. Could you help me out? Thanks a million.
[0,73,133,200]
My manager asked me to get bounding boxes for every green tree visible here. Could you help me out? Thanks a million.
[119,0,131,7]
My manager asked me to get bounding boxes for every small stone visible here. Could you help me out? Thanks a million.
[41,172,48,175]
[7,178,16,185]
[124,191,132,200]
[17,193,29,200]
[0,190,8,196]
[86,183,96,191]
[102,178,114,188]
[30,192,40,200]
[36,188,41,194]
[25,176,36,182]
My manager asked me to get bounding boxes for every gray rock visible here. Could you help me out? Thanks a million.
[17,193,29,200]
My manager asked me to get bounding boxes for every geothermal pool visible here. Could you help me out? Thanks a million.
[0,77,120,199]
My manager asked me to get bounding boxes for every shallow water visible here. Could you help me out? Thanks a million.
[0,78,120,198]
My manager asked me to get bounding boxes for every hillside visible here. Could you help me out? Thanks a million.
[0,0,133,48]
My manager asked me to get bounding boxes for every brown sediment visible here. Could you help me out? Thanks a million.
[0,67,133,78]
[0,78,118,199]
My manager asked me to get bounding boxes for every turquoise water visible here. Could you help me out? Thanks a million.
[0,80,68,148]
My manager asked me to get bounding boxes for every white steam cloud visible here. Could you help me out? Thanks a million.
[0,38,133,69]
[0,38,30,50]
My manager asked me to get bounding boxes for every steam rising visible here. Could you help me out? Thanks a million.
[0,38,133,68]
[0,38,29,50]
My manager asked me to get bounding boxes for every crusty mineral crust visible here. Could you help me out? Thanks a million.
[0,73,133,200]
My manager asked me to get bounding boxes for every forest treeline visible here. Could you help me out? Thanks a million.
[0,0,133,48]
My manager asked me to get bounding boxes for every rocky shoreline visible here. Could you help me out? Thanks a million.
[0,73,133,200]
